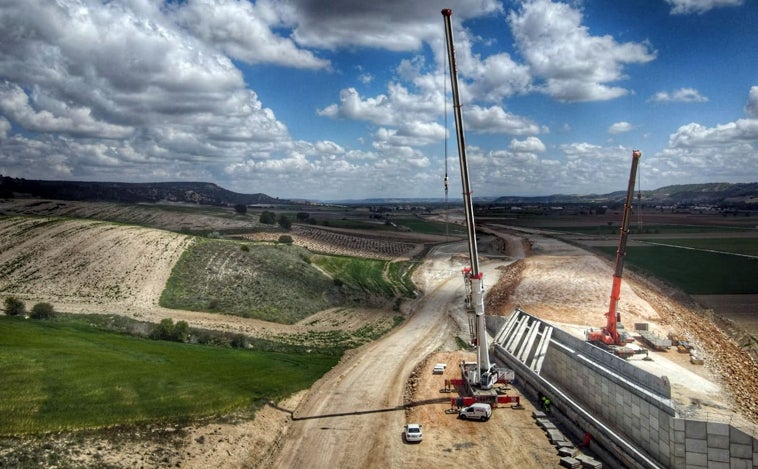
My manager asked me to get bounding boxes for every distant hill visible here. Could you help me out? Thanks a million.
[0,176,283,206]
[492,182,758,207]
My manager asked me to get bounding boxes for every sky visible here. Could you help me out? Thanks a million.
[0,0,756,201]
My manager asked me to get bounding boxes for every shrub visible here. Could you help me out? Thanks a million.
[30,302,56,320]
[278,214,292,230]
[150,318,189,342]
[4,296,25,316]
[259,211,276,224]
[240,244,250,252]
[234,204,247,214]
[278,235,293,244]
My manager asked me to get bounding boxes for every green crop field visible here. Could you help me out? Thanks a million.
[646,238,758,257]
[311,255,415,299]
[0,317,337,435]
[595,244,758,295]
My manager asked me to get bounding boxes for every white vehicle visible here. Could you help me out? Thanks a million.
[459,402,492,421]
[432,363,447,374]
[404,423,423,442]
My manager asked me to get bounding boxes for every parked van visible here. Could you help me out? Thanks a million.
[458,402,492,421]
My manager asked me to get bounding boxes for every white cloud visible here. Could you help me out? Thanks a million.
[0,82,133,138]
[648,88,708,103]
[0,117,10,139]
[509,136,546,153]
[746,86,758,118]
[465,105,544,136]
[171,0,329,69]
[668,120,758,147]
[608,122,633,134]
[284,0,501,52]
[508,0,656,102]
[665,0,743,15]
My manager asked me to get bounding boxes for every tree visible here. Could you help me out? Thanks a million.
[4,296,25,316]
[278,214,292,230]
[30,302,56,320]
[259,210,276,224]
[234,204,248,214]
[296,212,310,222]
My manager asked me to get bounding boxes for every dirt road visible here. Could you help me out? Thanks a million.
[269,246,464,468]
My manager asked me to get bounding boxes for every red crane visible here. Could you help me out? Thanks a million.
[587,150,642,357]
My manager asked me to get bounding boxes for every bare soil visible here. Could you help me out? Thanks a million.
[1,209,757,468]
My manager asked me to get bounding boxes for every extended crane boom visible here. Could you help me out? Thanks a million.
[442,8,497,389]
[587,150,642,353]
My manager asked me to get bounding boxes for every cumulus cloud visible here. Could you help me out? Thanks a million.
[608,122,633,134]
[465,105,543,136]
[284,0,501,51]
[0,0,292,182]
[648,88,708,103]
[0,117,10,139]
[508,0,656,102]
[665,0,743,15]
[746,86,758,118]
[171,0,329,69]
[509,136,546,153]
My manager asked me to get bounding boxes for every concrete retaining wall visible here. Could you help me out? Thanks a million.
[488,310,758,468]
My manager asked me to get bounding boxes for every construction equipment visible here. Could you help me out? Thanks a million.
[586,150,642,359]
[442,8,499,390]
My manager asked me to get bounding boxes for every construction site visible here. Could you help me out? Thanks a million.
[406,10,758,468]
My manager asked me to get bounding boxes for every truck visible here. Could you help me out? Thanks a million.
[458,403,492,421]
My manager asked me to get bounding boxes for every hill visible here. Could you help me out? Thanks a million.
[492,182,758,207]
[0,176,282,206]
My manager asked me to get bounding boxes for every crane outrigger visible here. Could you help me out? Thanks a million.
[442,8,499,390]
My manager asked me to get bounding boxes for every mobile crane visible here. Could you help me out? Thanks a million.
[442,8,499,390]
[586,149,642,359]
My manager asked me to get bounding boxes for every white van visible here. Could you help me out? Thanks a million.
[458,402,492,421]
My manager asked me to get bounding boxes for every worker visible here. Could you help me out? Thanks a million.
[542,396,551,413]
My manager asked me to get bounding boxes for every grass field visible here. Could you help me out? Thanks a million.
[160,239,416,322]
[0,316,338,435]
[596,245,758,295]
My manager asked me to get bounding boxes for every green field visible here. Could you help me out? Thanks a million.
[161,239,416,322]
[0,317,337,435]
[596,244,758,294]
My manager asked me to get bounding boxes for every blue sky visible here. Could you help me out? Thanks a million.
[0,0,756,200]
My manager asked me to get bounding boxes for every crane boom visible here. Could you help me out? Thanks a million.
[588,149,642,351]
[442,8,496,389]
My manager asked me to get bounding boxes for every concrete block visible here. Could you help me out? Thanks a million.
[685,438,707,454]
[673,418,685,431]
[674,430,685,444]
[730,426,752,445]
[685,419,707,439]
[730,443,752,459]
[703,462,727,469]
[559,456,581,468]
[729,458,751,469]
[673,442,685,457]
[706,433,729,449]
[706,447,729,463]
[684,451,707,467]
[671,455,686,468]
[706,421,729,436]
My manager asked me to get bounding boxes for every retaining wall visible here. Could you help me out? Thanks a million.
[488,310,758,468]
